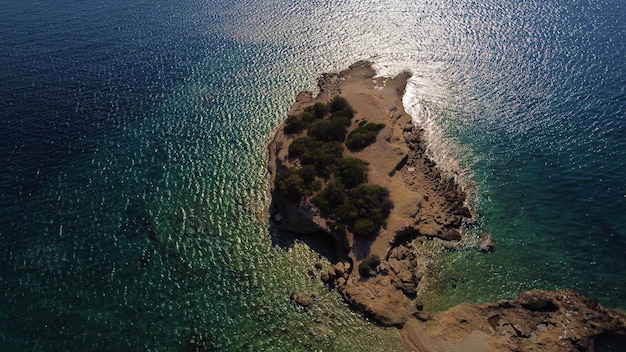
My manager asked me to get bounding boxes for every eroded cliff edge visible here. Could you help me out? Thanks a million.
[267,61,626,351]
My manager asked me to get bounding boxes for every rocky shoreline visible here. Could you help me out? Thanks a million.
[267,61,625,351]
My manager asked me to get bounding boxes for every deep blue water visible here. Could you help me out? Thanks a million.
[1,0,624,350]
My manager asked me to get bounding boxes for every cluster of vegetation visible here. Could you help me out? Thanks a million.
[284,97,354,135]
[275,165,320,202]
[276,96,392,239]
[312,182,392,238]
[346,121,385,150]
[358,254,381,277]
[288,137,344,176]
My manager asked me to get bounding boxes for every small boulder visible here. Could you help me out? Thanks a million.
[414,298,425,312]
[478,232,495,252]
[295,295,312,309]
[327,267,336,279]
[336,277,346,286]
[334,262,345,276]
[417,222,441,237]
[395,245,409,260]
[320,272,331,283]
[376,261,390,275]
[388,258,411,274]
[397,270,414,283]
[518,291,559,312]
[441,228,461,241]
[393,277,417,296]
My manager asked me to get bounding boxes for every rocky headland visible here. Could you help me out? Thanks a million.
[403,289,626,351]
[267,61,625,351]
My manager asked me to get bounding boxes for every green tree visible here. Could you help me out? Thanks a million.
[305,102,329,119]
[346,122,385,150]
[358,254,381,277]
[329,96,354,118]
[307,119,347,142]
[284,115,304,134]
[275,168,305,202]
[353,218,377,237]
[336,157,369,188]
[288,136,320,159]
[311,177,346,213]
[347,184,392,227]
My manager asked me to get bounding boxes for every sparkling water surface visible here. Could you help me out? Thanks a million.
[1,0,624,350]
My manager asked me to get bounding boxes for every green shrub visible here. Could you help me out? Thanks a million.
[358,254,381,277]
[309,179,322,192]
[333,202,355,222]
[361,122,386,132]
[329,96,354,118]
[328,221,346,236]
[289,137,344,175]
[298,164,317,185]
[275,97,394,239]
[319,183,392,237]
[346,122,385,150]
[275,168,305,202]
[275,165,322,202]
[347,184,392,227]
[303,141,344,176]
[288,136,320,159]
[336,157,369,188]
[284,110,324,134]
[305,102,329,119]
[311,177,346,213]
[329,96,349,112]
[298,111,318,125]
[311,180,392,234]
[307,119,347,142]
[345,132,372,150]
[353,218,377,237]
[284,115,305,134]
[328,112,352,127]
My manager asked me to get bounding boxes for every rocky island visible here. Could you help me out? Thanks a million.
[267,61,626,351]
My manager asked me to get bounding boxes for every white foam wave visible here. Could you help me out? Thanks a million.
[402,74,479,214]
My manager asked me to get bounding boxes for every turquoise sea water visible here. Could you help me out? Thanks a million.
[1,0,624,350]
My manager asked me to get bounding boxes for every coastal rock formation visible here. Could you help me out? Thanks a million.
[478,232,495,252]
[402,289,626,352]
[267,61,626,351]
[268,61,473,325]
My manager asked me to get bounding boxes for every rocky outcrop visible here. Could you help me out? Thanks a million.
[478,232,495,253]
[402,289,626,352]
[340,244,425,326]
[268,61,626,351]
[268,61,475,326]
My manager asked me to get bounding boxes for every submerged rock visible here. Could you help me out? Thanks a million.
[294,295,312,309]
[478,232,495,252]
